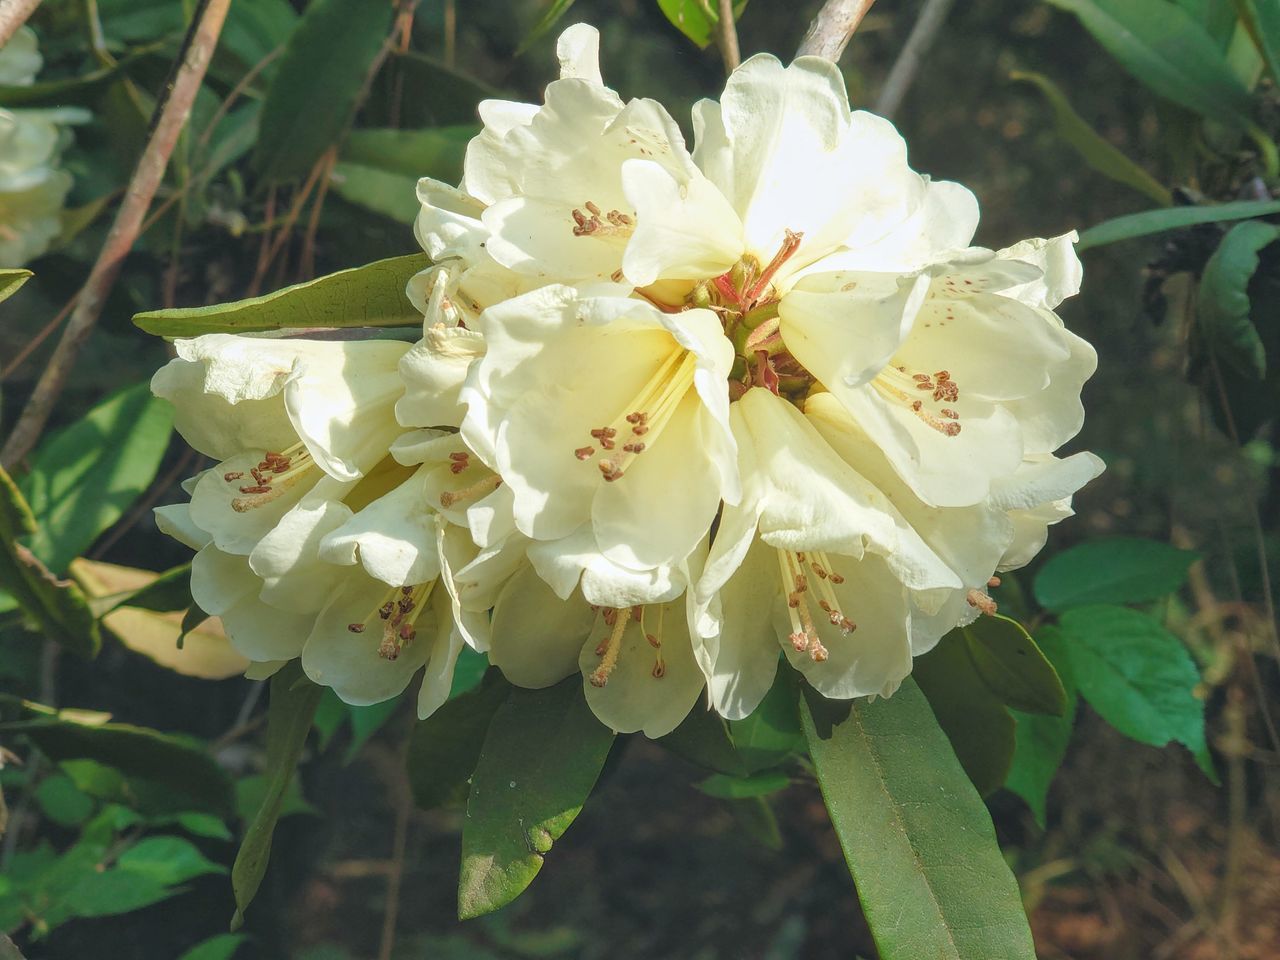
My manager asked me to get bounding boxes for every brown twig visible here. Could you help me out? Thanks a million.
[874,0,957,118]
[796,0,877,60]
[0,0,233,470]
[298,148,337,281]
[715,0,740,74]
[0,0,42,49]
[1,293,77,380]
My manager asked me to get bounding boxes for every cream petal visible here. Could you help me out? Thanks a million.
[580,601,704,738]
[620,158,743,285]
[319,471,441,587]
[191,545,311,661]
[302,572,433,705]
[489,564,593,687]
[526,525,689,608]
[779,553,913,700]
[414,178,487,261]
[417,585,466,719]
[151,357,295,461]
[396,324,486,429]
[153,502,212,551]
[780,270,930,389]
[189,451,320,555]
[690,536,781,721]
[1004,325,1097,453]
[555,23,603,84]
[996,233,1083,309]
[249,488,355,613]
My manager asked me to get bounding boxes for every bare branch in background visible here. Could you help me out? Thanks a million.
[875,0,957,119]
[0,0,43,49]
[796,0,876,61]
[716,0,741,73]
[0,0,233,469]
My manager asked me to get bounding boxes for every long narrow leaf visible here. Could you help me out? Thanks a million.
[1078,199,1280,249]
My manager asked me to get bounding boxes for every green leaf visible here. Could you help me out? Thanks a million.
[727,667,803,773]
[1011,71,1172,206]
[252,0,395,182]
[963,615,1067,715]
[330,162,417,224]
[1232,0,1280,81]
[1077,199,1280,250]
[0,702,234,817]
[696,770,790,799]
[914,633,1016,796]
[657,0,749,48]
[342,125,474,183]
[1033,537,1198,611]
[0,465,101,658]
[726,795,782,851]
[20,382,173,573]
[176,934,246,960]
[458,678,614,920]
[801,680,1037,960]
[407,670,510,811]
[1044,0,1255,124]
[1197,219,1277,379]
[230,662,323,930]
[657,704,748,777]
[1056,605,1210,763]
[0,269,32,304]
[377,51,501,128]
[35,773,95,827]
[134,254,428,336]
[798,686,1039,960]
[1004,627,1078,826]
[174,812,234,841]
[517,0,579,55]
[116,836,226,886]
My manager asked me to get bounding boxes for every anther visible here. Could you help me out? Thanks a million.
[966,589,998,616]
[399,623,416,643]
[598,459,623,482]
[622,442,646,454]
[574,445,595,460]
[809,638,830,662]
[347,623,365,634]
[379,601,395,619]
[646,633,661,648]
[987,576,1002,588]
[223,471,244,482]
[238,484,271,495]
[651,658,666,679]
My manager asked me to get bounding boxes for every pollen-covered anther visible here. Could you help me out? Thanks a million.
[589,607,632,688]
[223,471,244,482]
[622,441,645,454]
[448,451,470,474]
[966,589,998,616]
[808,638,830,662]
[230,443,314,512]
[598,459,623,482]
[574,446,595,460]
[571,200,635,238]
[347,623,365,634]
[987,575,1002,588]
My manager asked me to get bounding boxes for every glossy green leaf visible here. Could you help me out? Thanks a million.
[0,465,100,658]
[20,382,173,573]
[1045,0,1255,123]
[914,634,1016,796]
[1197,219,1277,378]
[35,773,95,827]
[252,0,394,182]
[230,662,323,930]
[657,0,749,48]
[1004,627,1078,826]
[1033,537,1198,611]
[1011,71,1171,205]
[176,934,246,960]
[963,615,1067,715]
[1077,199,1280,250]
[801,680,1037,960]
[517,0,579,55]
[0,702,233,816]
[134,254,428,336]
[459,678,614,919]
[696,770,790,799]
[0,269,32,304]
[407,670,510,811]
[1057,605,1209,763]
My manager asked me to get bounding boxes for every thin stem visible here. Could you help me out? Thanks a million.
[796,0,877,61]
[715,0,740,74]
[0,0,43,49]
[874,0,957,119]
[0,0,233,469]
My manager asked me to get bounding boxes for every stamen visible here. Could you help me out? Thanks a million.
[966,589,998,616]
[743,229,804,303]
[440,474,502,507]
[590,607,632,687]
[229,442,315,512]
[873,366,963,437]
[571,199,636,238]
[347,582,434,660]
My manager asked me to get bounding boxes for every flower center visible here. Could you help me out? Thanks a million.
[346,582,433,661]
[228,442,316,512]
[778,548,856,662]
[871,365,963,436]
[572,347,696,483]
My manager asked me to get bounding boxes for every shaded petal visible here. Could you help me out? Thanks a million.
[396,324,486,429]
[490,564,593,687]
[319,471,441,587]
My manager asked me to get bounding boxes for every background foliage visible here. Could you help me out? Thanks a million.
[1,0,1278,957]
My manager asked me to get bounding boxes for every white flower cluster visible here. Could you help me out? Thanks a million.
[154,26,1101,736]
[0,27,85,267]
